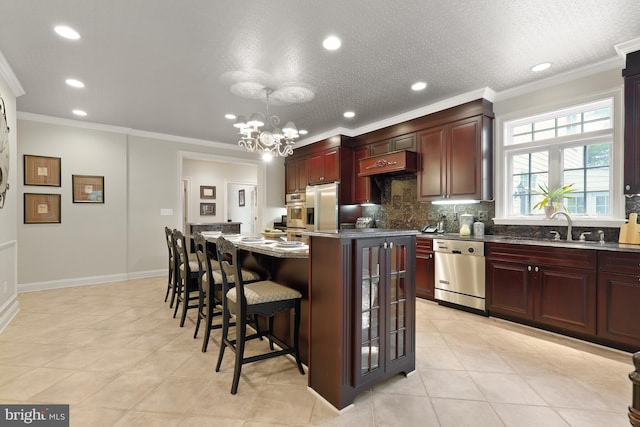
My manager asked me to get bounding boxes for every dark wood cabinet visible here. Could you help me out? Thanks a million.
[285,156,308,194]
[486,243,597,337]
[417,115,492,202]
[309,232,416,409]
[415,237,434,300]
[623,50,640,194]
[371,133,416,155]
[308,148,340,185]
[597,251,640,350]
[352,145,380,204]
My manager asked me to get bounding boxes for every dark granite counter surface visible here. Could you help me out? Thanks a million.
[304,229,420,239]
[416,232,640,253]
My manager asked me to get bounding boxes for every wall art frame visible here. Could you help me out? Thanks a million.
[238,189,245,207]
[200,202,216,216]
[24,155,61,187]
[24,193,61,224]
[72,175,104,203]
[200,185,216,199]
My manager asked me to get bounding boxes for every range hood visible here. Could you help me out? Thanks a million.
[358,150,419,177]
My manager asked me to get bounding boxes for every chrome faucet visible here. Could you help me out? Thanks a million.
[550,211,573,241]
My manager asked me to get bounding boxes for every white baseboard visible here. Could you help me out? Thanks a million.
[18,269,166,293]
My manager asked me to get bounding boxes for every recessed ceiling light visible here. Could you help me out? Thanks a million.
[344,111,355,118]
[65,78,85,88]
[225,114,236,120]
[531,62,552,72]
[299,129,308,135]
[72,109,87,117]
[54,25,80,40]
[411,81,427,91]
[323,35,341,51]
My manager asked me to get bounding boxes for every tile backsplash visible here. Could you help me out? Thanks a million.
[360,174,638,243]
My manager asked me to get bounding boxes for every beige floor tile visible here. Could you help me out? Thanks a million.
[30,371,117,404]
[491,402,570,427]
[126,350,193,377]
[134,376,213,414]
[84,348,154,373]
[469,372,546,405]
[372,371,427,396]
[309,391,375,426]
[245,383,317,425]
[69,406,126,427]
[113,410,184,427]
[523,374,610,410]
[372,393,439,427]
[178,414,244,427]
[454,349,516,374]
[555,407,629,427]
[431,398,505,427]
[0,365,33,387]
[81,374,164,410]
[421,368,484,400]
[0,367,75,400]
[415,347,465,370]
[45,347,117,370]
[190,380,259,419]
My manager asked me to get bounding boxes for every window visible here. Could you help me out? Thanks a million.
[497,95,623,225]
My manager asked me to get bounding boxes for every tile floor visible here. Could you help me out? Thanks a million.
[0,277,633,426]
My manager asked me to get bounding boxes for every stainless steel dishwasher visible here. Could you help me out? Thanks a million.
[433,239,487,314]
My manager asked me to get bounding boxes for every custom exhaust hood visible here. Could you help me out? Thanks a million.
[357,150,418,177]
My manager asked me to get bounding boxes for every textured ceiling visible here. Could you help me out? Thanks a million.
[0,0,639,148]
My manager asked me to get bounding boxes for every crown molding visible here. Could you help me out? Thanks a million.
[0,49,25,97]
[615,37,640,58]
[17,111,132,134]
[494,56,623,102]
[129,128,244,151]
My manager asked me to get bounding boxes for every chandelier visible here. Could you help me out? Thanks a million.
[233,88,298,161]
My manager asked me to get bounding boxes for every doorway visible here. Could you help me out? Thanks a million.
[227,182,257,234]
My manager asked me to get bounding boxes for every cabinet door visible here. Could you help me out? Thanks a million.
[486,259,534,320]
[597,271,640,348]
[534,265,597,336]
[416,238,434,300]
[354,238,385,387]
[371,139,392,155]
[417,126,447,201]
[285,158,307,193]
[307,153,323,184]
[386,236,415,372]
[624,73,640,194]
[322,149,340,182]
[353,146,380,204]
[392,133,416,151]
[449,116,482,199]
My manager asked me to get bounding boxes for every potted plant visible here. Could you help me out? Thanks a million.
[532,183,576,218]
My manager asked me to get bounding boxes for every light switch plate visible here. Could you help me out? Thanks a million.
[160,208,173,216]
[478,210,488,221]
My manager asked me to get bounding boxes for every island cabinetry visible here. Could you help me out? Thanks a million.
[415,236,434,300]
[308,231,416,409]
[623,50,640,194]
[285,156,308,194]
[597,251,640,349]
[417,114,492,202]
[486,243,597,336]
[352,145,380,204]
[370,133,416,155]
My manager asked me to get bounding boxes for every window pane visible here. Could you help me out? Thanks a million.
[557,124,581,137]
[533,129,555,141]
[513,133,532,144]
[583,119,611,132]
[557,114,581,126]
[534,119,555,131]
[563,170,584,191]
[564,147,584,169]
[586,143,609,167]
[512,175,530,194]
[531,152,548,173]
[513,124,532,135]
[584,108,610,121]
[512,154,530,175]
[586,167,609,191]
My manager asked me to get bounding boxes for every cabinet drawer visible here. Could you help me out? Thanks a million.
[416,237,433,255]
[485,243,596,270]
[598,251,640,275]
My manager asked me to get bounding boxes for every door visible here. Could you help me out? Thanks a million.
[227,182,257,234]
[417,126,447,200]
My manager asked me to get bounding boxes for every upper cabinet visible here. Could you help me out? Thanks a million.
[623,50,640,194]
[308,148,340,185]
[417,103,493,202]
[353,145,381,204]
[285,156,308,194]
[370,133,416,156]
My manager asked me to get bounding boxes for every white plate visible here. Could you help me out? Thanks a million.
[241,237,264,243]
[276,241,304,247]
[222,233,241,238]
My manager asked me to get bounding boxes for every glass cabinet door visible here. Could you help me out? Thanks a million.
[360,243,381,377]
[388,240,408,363]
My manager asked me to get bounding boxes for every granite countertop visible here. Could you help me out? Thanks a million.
[416,232,640,253]
[202,233,308,259]
[304,229,420,239]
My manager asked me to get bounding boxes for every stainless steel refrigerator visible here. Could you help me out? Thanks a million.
[305,183,339,232]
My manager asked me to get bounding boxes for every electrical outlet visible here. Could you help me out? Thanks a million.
[478,211,488,221]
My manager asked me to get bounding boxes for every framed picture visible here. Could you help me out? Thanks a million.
[200,185,216,199]
[72,175,104,203]
[238,189,245,207]
[24,193,61,224]
[200,202,216,216]
[24,155,61,187]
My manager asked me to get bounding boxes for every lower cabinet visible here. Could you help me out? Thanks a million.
[486,243,597,337]
[309,233,416,409]
[416,237,434,300]
[597,251,640,349]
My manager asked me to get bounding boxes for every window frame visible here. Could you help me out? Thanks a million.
[494,89,625,227]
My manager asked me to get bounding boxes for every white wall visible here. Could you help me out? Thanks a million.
[14,121,285,290]
[0,72,18,332]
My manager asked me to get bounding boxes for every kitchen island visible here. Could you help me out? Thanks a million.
[306,229,418,410]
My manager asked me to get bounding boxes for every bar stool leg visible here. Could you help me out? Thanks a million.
[293,298,304,374]
[231,312,247,395]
